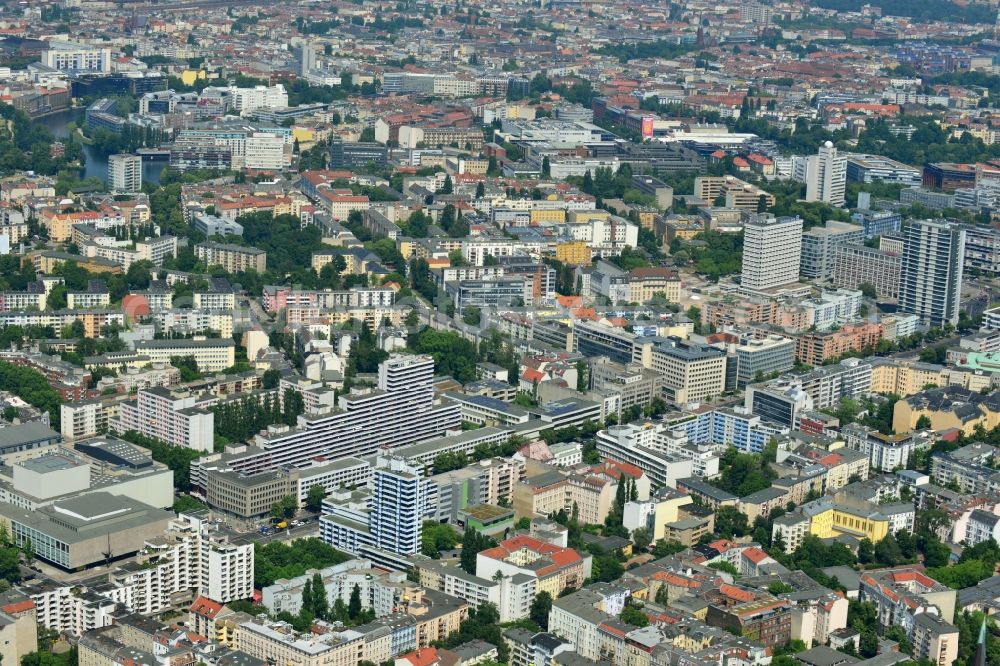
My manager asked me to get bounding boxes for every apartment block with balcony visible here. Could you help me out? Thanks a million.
[111,387,214,452]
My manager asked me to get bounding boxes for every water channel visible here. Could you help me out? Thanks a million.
[36,109,167,186]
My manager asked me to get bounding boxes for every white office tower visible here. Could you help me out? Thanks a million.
[108,154,142,193]
[370,456,431,556]
[804,141,846,206]
[741,216,804,291]
[898,219,966,328]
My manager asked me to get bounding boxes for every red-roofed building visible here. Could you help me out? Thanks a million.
[188,596,225,637]
[590,460,651,500]
[395,647,460,666]
[0,594,37,664]
[476,534,591,596]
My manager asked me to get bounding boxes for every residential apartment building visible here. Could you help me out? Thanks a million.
[833,243,902,299]
[802,142,847,206]
[512,468,616,525]
[194,241,267,273]
[111,387,214,452]
[741,216,803,291]
[108,154,142,193]
[132,339,236,373]
[476,535,590,599]
[321,456,431,557]
[898,219,966,328]
[859,568,957,666]
[800,220,863,279]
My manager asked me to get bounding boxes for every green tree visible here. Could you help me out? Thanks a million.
[311,572,328,619]
[263,369,282,389]
[529,591,552,630]
[620,606,649,627]
[306,485,327,512]
[270,495,297,521]
[348,583,362,619]
[631,527,651,551]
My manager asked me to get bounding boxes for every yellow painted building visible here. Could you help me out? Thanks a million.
[893,394,1000,435]
[530,209,565,224]
[808,503,889,543]
[635,209,657,231]
[292,126,317,147]
[180,69,207,86]
[869,359,948,397]
[556,241,592,266]
[650,493,694,541]
[397,238,417,260]
[663,219,705,244]
[567,210,610,224]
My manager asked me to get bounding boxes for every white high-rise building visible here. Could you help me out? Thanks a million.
[320,456,431,557]
[108,154,142,193]
[741,216,804,291]
[197,354,460,481]
[370,456,430,555]
[898,219,966,328]
[228,84,289,114]
[41,41,111,72]
[245,133,287,170]
[804,141,847,206]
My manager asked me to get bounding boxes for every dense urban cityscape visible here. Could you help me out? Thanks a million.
[0,1,995,666]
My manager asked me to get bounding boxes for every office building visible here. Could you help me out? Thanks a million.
[595,426,696,487]
[447,277,532,314]
[845,154,921,187]
[799,220,863,279]
[107,154,142,193]
[693,176,775,211]
[741,216,803,291]
[923,162,976,192]
[644,337,727,405]
[732,335,796,388]
[228,84,288,114]
[630,174,673,208]
[964,225,1000,275]
[193,214,244,238]
[802,142,847,206]
[898,219,966,327]
[298,43,317,75]
[744,381,813,428]
[851,209,902,239]
[329,139,388,169]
